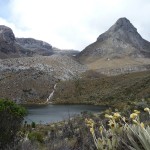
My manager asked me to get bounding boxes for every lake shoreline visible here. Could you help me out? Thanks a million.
[24,104,108,124]
[21,102,109,108]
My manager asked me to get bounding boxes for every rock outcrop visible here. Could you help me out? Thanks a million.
[0,25,80,59]
[16,38,54,56]
[0,25,34,59]
[0,25,54,59]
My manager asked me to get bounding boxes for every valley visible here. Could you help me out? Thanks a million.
[0,17,149,105]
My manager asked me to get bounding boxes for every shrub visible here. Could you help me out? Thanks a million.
[28,132,44,143]
[31,121,36,128]
[0,98,27,149]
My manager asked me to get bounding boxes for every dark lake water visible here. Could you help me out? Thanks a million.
[25,104,106,124]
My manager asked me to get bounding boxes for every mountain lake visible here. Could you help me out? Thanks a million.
[24,104,107,124]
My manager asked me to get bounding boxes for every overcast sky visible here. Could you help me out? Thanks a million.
[0,0,150,50]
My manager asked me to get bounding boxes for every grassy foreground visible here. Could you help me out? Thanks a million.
[18,105,150,150]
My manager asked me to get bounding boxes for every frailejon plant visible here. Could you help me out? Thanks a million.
[85,108,150,150]
[122,108,150,150]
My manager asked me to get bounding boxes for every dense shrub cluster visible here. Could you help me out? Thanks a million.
[0,98,26,149]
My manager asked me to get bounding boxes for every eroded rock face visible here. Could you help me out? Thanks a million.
[0,25,16,54]
[0,25,15,43]
[0,25,35,58]
[16,38,54,56]
[0,25,55,58]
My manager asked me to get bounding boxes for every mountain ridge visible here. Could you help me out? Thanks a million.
[0,25,79,59]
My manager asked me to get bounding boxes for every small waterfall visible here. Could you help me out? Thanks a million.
[46,84,57,103]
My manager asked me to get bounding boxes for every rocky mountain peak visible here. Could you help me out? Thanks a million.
[97,17,140,42]
[109,17,137,33]
[77,17,150,74]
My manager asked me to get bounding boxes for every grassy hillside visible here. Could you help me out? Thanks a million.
[0,69,56,103]
[53,71,150,108]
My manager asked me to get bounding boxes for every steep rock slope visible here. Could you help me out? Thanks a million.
[77,18,150,75]
[0,25,33,59]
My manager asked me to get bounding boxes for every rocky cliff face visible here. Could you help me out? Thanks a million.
[0,25,80,59]
[76,18,150,75]
[0,25,18,58]
[0,25,54,59]
[0,25,35,59]
[16,38,54,56]
[0,25,15,45]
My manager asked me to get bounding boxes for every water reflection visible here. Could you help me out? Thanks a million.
[25,104,106,124]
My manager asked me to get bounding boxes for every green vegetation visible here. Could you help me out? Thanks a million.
[53,71,150,109]
[31,121,36,128]
[28,131,44,143]
[0,98,27,149]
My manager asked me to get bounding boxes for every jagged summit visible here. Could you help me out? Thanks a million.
[97,17,143,48]
[108,17,137,32]
[97,18,138,41]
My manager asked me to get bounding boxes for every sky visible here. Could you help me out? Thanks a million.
[0,0,150,50]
